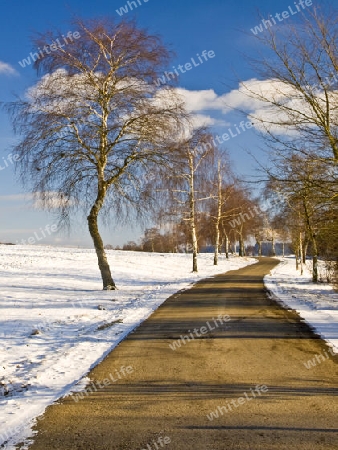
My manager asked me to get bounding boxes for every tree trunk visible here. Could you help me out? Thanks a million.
[311,237,318,282]
[213,235,219,265]
[239,235,245,257]
[88,212,116,290]
[257,240,262,257]
[271,236,276,256]
[225,234,229,259]
[303,201,318,283]
[88,201,116,290]
[188,154,198,273]
[313,254,318,282]
[303,239,309,264]
[299,232,304,275]
[213,160,222,266]
[191,224,198,272]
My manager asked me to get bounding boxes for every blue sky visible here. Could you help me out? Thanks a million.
[0,0,314,247]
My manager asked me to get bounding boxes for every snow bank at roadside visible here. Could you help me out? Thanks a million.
[264,257,338,354]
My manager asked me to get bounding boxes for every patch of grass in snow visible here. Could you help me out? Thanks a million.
[96,319,123,331]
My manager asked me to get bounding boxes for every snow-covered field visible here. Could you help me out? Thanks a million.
[0,245,256,449]
[1,249,337,450]
[264,256,338,354]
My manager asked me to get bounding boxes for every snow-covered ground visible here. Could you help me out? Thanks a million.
[0,245,256,449]
[264,256,338,354]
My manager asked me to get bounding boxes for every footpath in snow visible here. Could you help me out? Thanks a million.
[0,245,255,449]
[264,256,338,356]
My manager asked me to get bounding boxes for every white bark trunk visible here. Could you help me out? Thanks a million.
[214,160,222,266]
[189,153,198,272]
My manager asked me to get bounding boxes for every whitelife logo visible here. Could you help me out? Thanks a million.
[169,314,231,350]
[116,0,149,17]
[72,366,134,403]
[207,385,269,421]
[18,31,81,68]
[15,224,58,245]
[139,436,171,450]
[250,0,313,35]
[303,347,337,370]
[0,154,20,171]
[154,50,216,86]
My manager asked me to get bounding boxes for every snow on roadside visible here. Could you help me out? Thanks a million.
[0,245,256,449]
[264,256,338,354]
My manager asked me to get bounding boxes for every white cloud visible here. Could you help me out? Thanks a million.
[0,61,18,76]
[175,89,232,131]
[176,80,273,115]
[190,114,223,128]
[226,78,338,135]
[177,78,338,136]
[0,228,39,234]
[219,80,267,113]
[176,88,223,111]
[28,69,328,138]
[0,194,31,202]
[0,192,71,209]
[33,191,74,210]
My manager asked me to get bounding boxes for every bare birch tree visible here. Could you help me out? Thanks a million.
[244,4,338,278]
[213,158,223,265]
[207,152,236,265]
[161,129,215,272]
[244,4,338,164]
[267,154,334,281]
[5,18,187,289]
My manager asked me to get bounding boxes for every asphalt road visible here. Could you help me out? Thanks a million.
[22,258,338,450]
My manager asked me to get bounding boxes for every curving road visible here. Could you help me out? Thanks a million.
[23,258,338,450]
